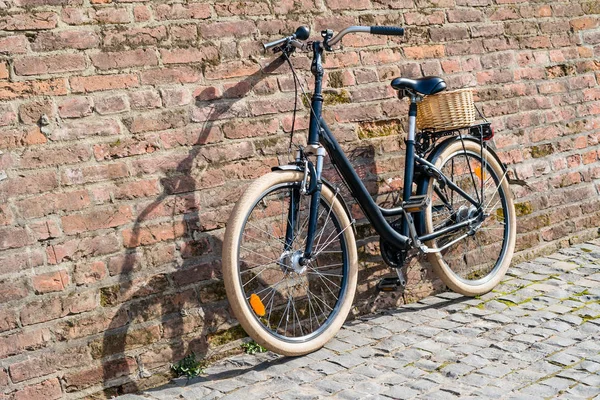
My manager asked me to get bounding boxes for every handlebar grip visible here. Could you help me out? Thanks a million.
[370,26,405,36]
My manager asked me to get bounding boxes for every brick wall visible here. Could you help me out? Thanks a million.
[0,0,599,397]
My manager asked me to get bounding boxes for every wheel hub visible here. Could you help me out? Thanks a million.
[279,250,307,274]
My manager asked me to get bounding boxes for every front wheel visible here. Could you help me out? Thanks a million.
[424,140,516,296]
[223,171,357,356]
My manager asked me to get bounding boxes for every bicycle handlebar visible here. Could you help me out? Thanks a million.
[262,25,404,52]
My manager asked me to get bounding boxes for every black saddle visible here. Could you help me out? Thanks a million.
[391,76,446,96]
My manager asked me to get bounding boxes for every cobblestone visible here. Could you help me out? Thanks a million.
[117,243,600,400]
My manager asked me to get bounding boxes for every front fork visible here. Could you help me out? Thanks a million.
[283,145,326,264]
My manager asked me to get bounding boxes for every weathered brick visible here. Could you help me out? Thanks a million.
[122,221,186,247]
[61,163,129,185]
[200,20,256,38]
[94,94,130,115]
[61,205,133,235]
[0,226,34,251]
[0,277,28,303]
[29,219,62,241]
[46,234,121,264]
[160,87,192,107]
[124,109,189,134]
[155,3,211,20]
[58,96,93,118]
[93,136,160,160]
[140,66,201,86]
[0,78,67,100]
[0,35,28,54]
[128,89,163,109]
[160,46,219,65]
[15,189,90,219]
[102,26,168,49]
[0,12,58,31]
[13,378,62,400]
[133,5,152,22]
[64,357,136,392]
[0,204,13,226]
[0,62,7,80]
[93,7,131,24]
[20,144,91,169]
[70,74,139,93]
[32,30,99,51]
[0,328,51,359]
[32,270,69,294]
[14,53,86,76]
[91,49,158,70]
[73,261,107,285]
[19,99,54,125]
[0,170,58,201]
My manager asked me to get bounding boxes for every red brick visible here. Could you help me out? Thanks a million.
[571,16,599,31]
[107,252,143,276]
[133,5,151,21]
[0,126,47,150]
[19,99,54,124]
[46,234,120,264]
[20,297,63,325]
[61,163,129,185]
[94,94,130,115]
[62,205,133,235]
[0,170,58,201]
[0,328,51,359]
[0,309,19,332]
[141,66,201,86]
[73,261,107,285]
[0,62,7,80]
[170,23,198,44]
[61,7,93,25]
[58,96,93,118]
[129,89,163,109]
[0,12,58,31]
[154,2,211,20]
[160,126,222,148]
[222,118,279,139]
[32,30,99,51]
[0,78,67,100]
[403,45,445,59]
[103,26,168,49]
[63,290,97,315]
[326,0,370,10]
[93,7,131,24]
[124,109,188,133]
[91,49,158,70]
[14,53,86,76]
[471,23,505,38]
[0,104,17,126]
[0,226,34,251]
[215,1,270,16]
[122,221,186,248]
[32,270,69,294]
[0,367,7,387]
[204,60,260,80]
[20,144,91,169]
[0,276,29,303]
[160,46,219,65]
[159,87,192,107]
[0,35,28,54]
[15,189,89,219]
[70,74,139,93]
[0,204,11,227]
[64,358,136,392]
[93,136,160,160]
[200,20,256,39]
[13,378,62,400]
[10,348,89,384]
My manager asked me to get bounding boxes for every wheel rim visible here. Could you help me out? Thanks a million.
[235,182,350,343]
[429,149,511,286]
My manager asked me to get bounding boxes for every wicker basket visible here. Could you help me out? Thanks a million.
[416,88,476,131]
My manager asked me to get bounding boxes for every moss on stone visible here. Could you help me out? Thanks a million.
[301,89,351,108]
[207,324,247,347]
[531,144,553,158]
[100,284,120,307]
[514,201,533,217]
[329,71,344,88]
[357,119,402,139]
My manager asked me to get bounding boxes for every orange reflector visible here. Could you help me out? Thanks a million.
[249,294,266,317]
[474,166,486,181]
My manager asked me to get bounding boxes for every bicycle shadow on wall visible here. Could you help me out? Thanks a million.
[99,56,292,396]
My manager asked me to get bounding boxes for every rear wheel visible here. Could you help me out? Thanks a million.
[424,140,516,296]
[223,171,357,356]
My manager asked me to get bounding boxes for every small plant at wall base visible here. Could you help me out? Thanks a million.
[241,341,267,355]
[171,353,207,379]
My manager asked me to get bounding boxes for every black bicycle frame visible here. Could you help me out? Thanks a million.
[289,40,481,261]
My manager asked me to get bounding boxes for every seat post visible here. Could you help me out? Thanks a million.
[401,93,418,239]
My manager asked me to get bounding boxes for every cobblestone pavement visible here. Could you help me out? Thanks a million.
[122,241,600,400]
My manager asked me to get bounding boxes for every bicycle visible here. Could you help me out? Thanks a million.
[222,25,516,356]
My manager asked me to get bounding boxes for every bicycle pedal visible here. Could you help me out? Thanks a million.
[402,194,429,212]
[377,277,403,292]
